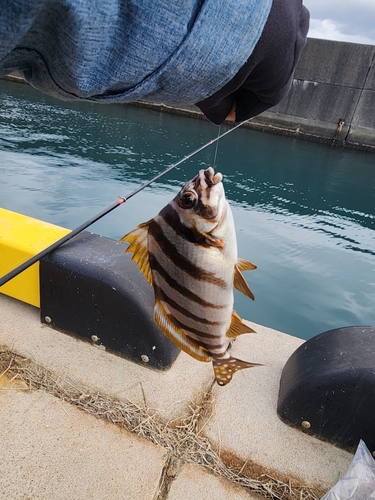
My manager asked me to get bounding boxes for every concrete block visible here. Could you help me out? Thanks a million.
[0,294,214,421]
[347,89,375,148]
[364,61,375,91]
[0,385,165,500]
[296,39,374,87]
[273,81,360,125]
[251,112,342,140]
[168,464,261,500]
[351,89,375,130]
[202,322,353,489]
[347,129,375,149]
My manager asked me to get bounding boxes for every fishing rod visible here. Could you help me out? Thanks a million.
[0,119,249,288]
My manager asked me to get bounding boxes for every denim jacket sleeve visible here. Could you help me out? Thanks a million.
[197,0,310,124]
[0,0,272,106]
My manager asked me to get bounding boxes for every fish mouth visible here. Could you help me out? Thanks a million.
[191,167,224,220]
[199,167,223,188]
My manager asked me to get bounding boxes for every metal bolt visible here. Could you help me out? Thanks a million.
[301,420,311,429]
[44,316,52,324]
[141,354,149,363]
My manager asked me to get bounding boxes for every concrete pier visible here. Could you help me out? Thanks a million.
[0,293,353,499]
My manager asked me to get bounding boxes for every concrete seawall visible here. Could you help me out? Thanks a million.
[134,38,375,151]
[251,38,375,150]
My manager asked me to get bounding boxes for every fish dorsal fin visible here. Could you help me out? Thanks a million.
[237,258,257,271]
[154,299,211,362]
[213,356,262,386]
[233,264,255,300]
[226,310,256,338]
[119,222,153,285]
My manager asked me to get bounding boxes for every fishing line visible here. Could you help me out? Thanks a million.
[122,119,247,203]
[0,119,249,288]
[212,124,222,169]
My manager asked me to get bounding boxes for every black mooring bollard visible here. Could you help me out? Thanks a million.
[40,231,180,370]
[278,326,375,453]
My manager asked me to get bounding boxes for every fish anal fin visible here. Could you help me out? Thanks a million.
[213,356,262,386]
[119,222,153,285]
[154,299,210,363]
[226,310,256,338]
[234,265,255,300]
[237,258,257,271]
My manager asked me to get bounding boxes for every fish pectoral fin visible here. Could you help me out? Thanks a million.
[204,235,225,248]
[153,299,211,363]
[233,265,255,300]
[213,356,262,386]
[226,311,256,338]
[191,230,225,248]
[119,222,153,285]
[236,258,257,271]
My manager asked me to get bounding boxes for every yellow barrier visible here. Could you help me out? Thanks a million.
[0,208,70,307]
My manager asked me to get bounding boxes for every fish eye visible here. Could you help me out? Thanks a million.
[179,191,197,209]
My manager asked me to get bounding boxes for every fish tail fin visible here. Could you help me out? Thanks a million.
[213,356,262,386]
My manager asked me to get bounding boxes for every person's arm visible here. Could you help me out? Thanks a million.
[226,102,237,122]
[0,0,308,125]
[198,0,310,124]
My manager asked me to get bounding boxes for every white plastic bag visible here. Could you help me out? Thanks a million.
[321,440,375,500]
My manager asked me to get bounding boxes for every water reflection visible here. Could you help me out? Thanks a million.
[0,79,374,339]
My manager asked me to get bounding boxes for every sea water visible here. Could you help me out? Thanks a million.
[0,79,374,340]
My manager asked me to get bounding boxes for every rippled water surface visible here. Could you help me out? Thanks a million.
[1,79,374,340]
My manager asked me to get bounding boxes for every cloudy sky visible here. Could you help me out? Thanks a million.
[304,0,375,45]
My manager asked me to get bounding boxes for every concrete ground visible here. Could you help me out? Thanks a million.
[0,293,353,500]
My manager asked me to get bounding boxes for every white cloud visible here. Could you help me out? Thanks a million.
[304,0,375,45]
[309,18,375,45]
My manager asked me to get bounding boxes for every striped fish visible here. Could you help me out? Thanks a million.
[120,167,260,386]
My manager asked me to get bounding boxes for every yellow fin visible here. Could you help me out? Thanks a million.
[154,299,210,362]
[237,258,257,271]
[233,264,255,300]
[119,222,153,285]
[226,310,256,338]
[213,357,261,386]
